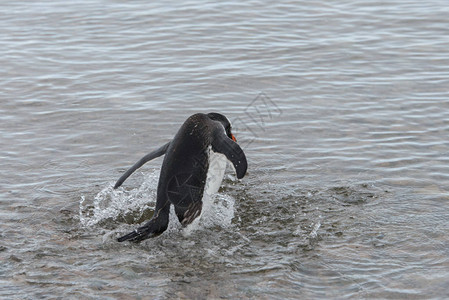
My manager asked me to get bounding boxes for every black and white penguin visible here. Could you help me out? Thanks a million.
[114,112,247,242]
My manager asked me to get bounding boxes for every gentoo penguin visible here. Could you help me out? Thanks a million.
[114,112,247,242]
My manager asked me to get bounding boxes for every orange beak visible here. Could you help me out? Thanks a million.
[231,134,237,142]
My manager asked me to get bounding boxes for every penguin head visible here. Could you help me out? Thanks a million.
[207,112,237,142]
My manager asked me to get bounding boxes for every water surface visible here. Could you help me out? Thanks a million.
[1,0,449,298]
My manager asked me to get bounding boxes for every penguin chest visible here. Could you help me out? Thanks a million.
[205,147,227,196]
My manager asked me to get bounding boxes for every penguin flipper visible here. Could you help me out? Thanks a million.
[114,141,171,189]
[178,201,203,226]
[211,130,247,179]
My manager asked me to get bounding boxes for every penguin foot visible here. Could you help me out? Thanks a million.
[118,218,167,243]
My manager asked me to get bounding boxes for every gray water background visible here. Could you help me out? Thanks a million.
[1,0,449,298]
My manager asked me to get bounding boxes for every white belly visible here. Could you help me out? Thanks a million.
[205,147,228,196]
[181,147,230,236]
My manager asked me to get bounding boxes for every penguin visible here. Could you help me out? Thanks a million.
[114,112,247,242]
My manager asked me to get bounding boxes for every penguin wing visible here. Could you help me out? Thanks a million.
[114,141,171,189]
[211,130,247,179]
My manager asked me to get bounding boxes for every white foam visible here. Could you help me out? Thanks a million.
[309,221,321,239]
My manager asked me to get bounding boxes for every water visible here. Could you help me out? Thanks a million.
[1,0,449,298]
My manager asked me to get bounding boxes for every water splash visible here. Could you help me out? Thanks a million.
[79,169,236,235]
[309,221,321,239]
[292,215,322,251]
[182,193,235,237]
[79,170,159,227]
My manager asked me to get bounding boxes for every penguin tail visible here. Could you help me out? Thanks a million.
[114,142,171,189]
